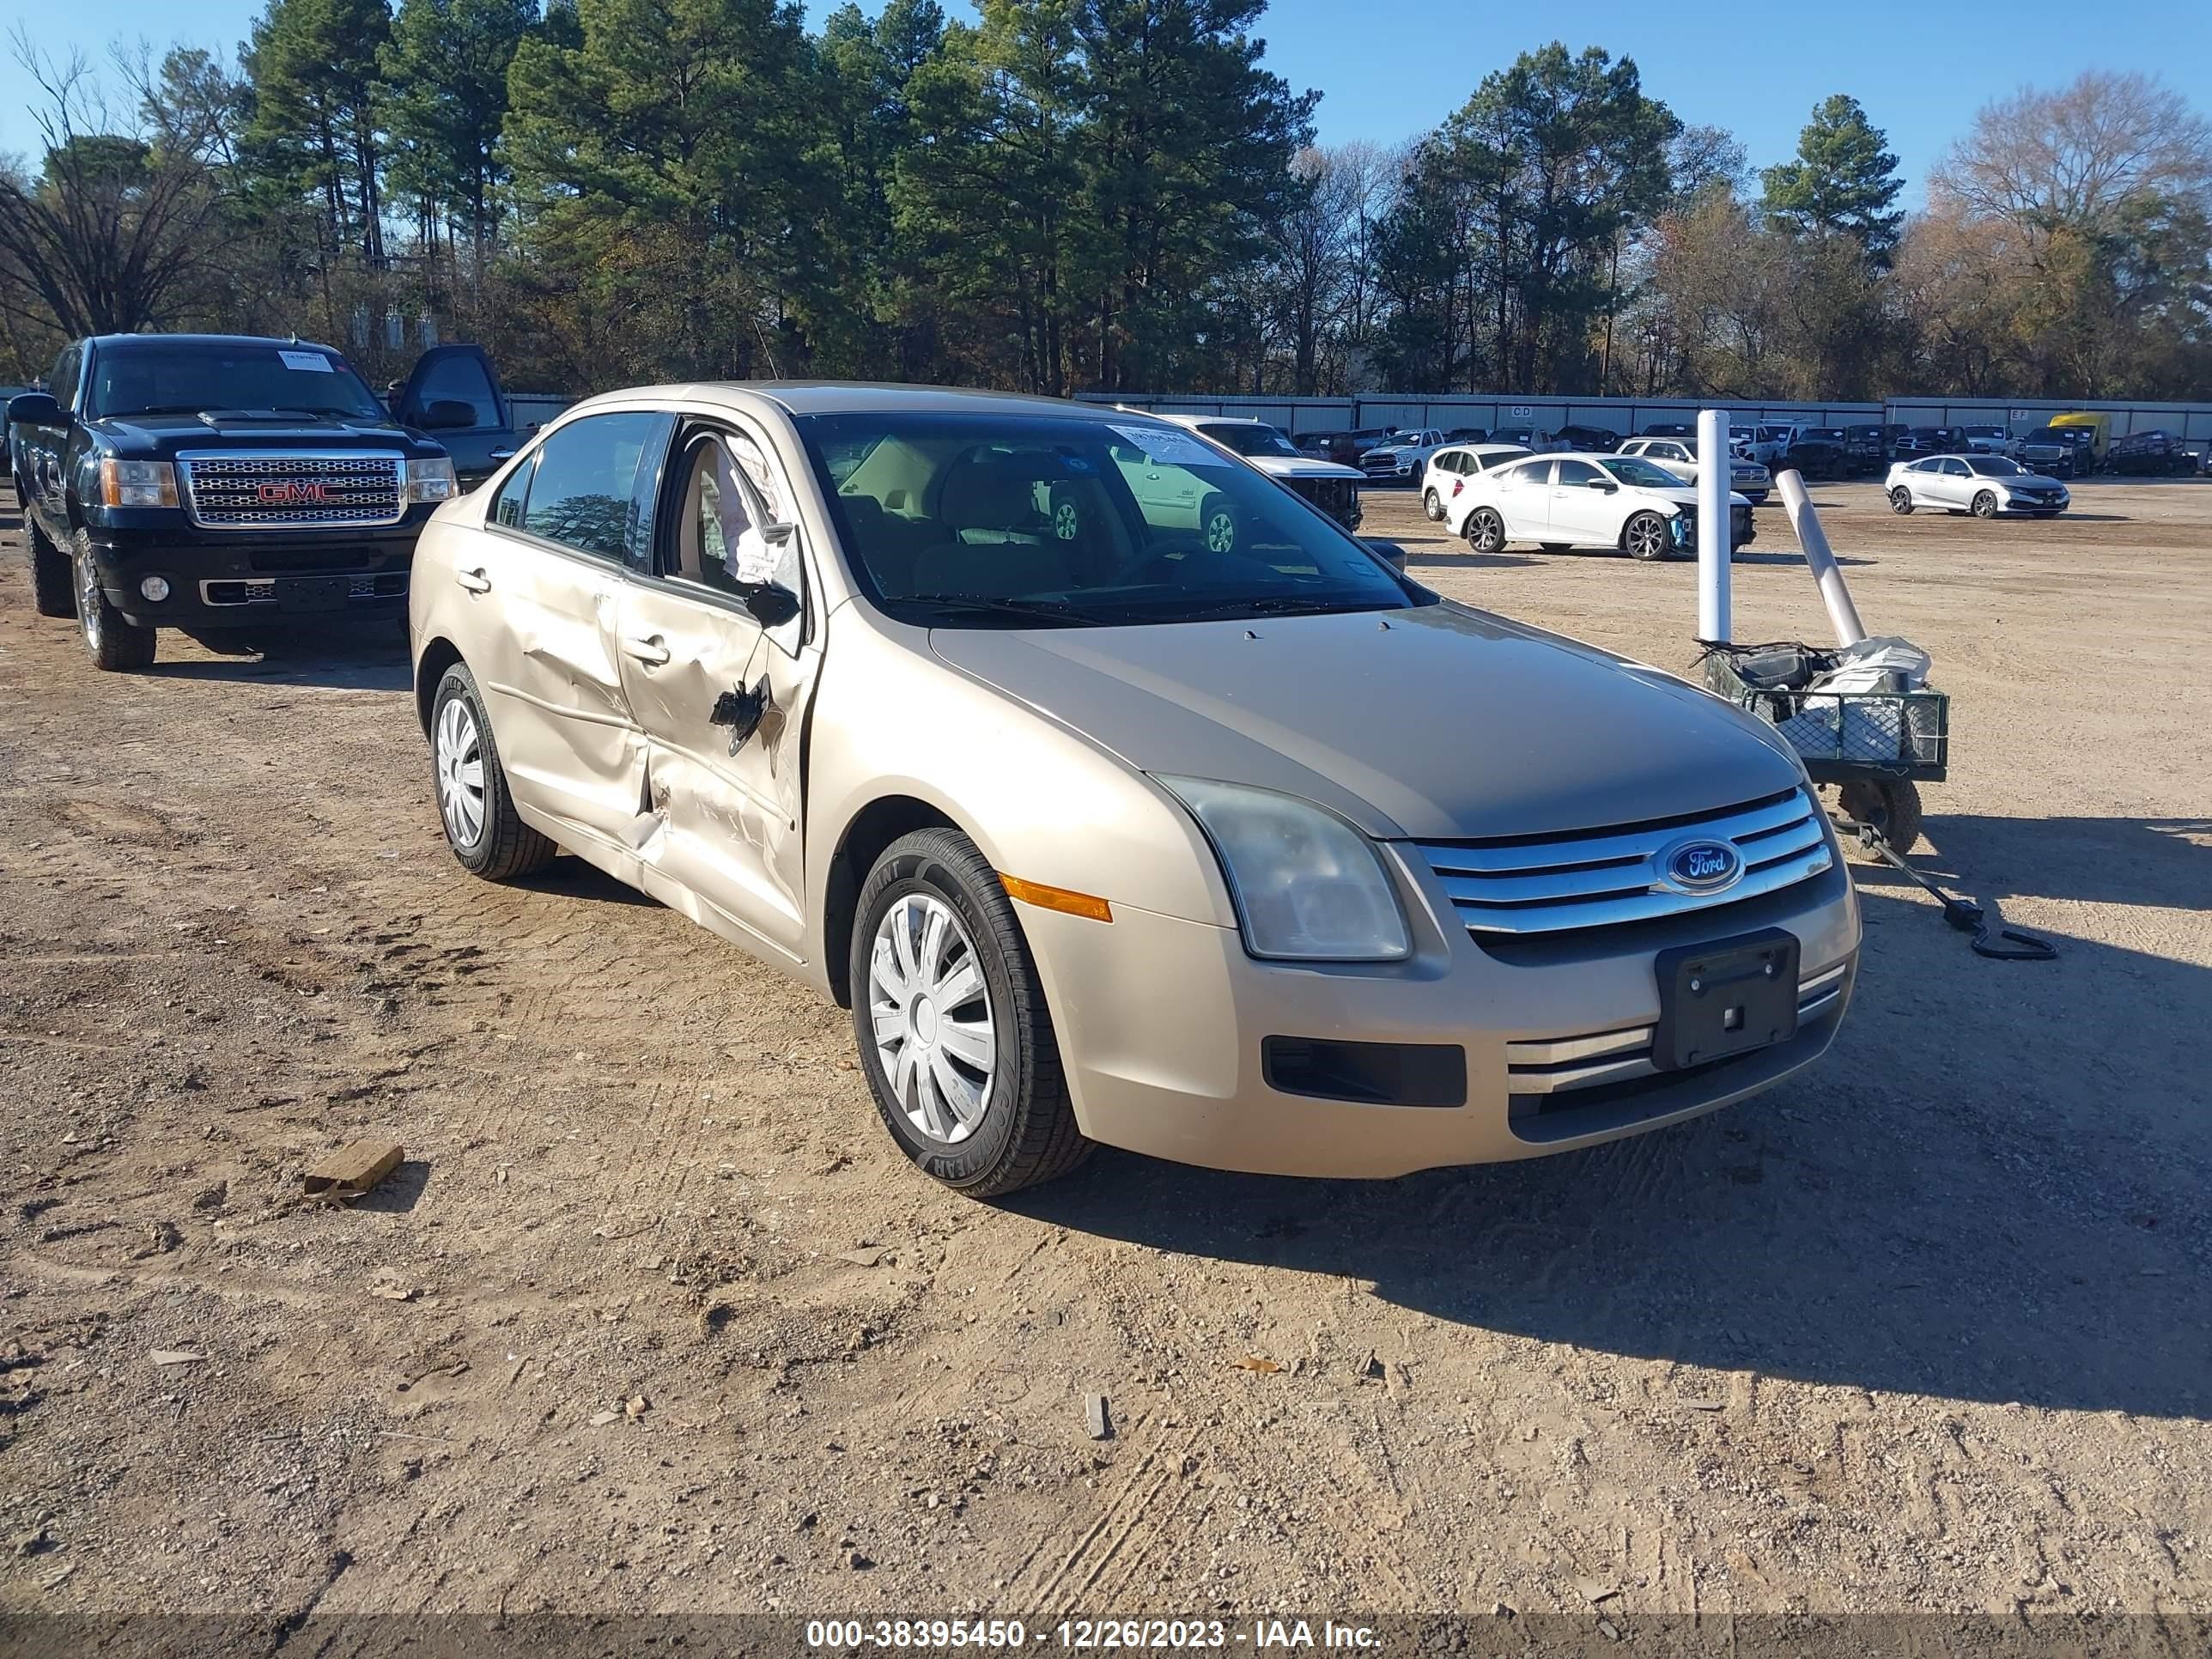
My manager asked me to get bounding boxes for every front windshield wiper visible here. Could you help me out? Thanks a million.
[899,592,1117,626]
[1175,593,1395,620]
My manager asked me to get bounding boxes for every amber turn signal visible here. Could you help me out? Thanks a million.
[999,873,1112,923]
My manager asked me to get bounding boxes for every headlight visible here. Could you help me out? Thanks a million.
[1157,776,1411,961]
[99,458,178,508]
[405,456,457,501]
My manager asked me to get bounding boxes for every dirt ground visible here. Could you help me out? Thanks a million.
[2,476,2209,1644]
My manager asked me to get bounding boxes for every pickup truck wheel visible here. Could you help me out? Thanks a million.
[27,514,73,617]
[851,828,1091,1198]
[1421,487,1443,521]
[1200,492,1237,553]
[431,663,557,879]
[71,531,155,671]
[1621,512,1668,561]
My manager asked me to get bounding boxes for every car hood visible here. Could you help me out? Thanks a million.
[1246,455,1364,481]
[88,410,434,454]
[927,603,1803,840]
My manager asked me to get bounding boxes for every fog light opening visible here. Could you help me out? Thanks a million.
[138,575,173,603]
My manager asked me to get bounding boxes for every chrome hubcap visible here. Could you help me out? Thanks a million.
[76,550,100,648]
[434,697,486,848]
[867,892,995,1145]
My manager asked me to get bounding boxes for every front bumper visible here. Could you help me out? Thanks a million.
[82,515,428,629]
[1012,841,1860,1178]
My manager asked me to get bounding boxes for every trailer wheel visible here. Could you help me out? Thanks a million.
[1832,778,1923,860]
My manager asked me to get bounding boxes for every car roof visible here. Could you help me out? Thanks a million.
[1158,412,1270,428]
[584,380,1152,422]
[85,331,348,353]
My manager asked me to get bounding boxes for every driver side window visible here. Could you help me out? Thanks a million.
[667,427,804,604]
[1555,460,1602,487]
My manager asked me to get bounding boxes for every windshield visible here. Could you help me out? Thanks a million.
[1197,422,1300,459]
[1965,456,2027,476]
[85,343,386,421]
[797,411,1422,629]
[1601,457,1685,489]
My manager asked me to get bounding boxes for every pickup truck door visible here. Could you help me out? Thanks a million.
[391,344,522,489]
[19,342,83,539]
[469,410,671,851]
[612,422,823,963]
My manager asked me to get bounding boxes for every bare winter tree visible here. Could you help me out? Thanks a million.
[0,28,239,339]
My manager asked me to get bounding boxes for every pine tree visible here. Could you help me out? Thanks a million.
[1760,94,1905,263]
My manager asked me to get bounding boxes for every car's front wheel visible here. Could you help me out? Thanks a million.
[1421,487,1443,521]
[851,828,1091,1197]
[1972,490,1999,518]
[431,663,558,879]
[71,530,155,671]
[1888,486,1914,514]
[1464,507,1505,555]
[1621,511,1668,561]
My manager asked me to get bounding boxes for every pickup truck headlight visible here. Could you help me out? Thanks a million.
[404,456,457,502]
[1157,776,1411,961]
[99,458,178,508]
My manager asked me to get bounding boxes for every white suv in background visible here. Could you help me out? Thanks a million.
[1420,443,1533,520]
[1616,435,1772,505]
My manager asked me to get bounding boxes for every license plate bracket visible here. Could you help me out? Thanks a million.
[278,575,349,613]
[1653,928,1800,1072]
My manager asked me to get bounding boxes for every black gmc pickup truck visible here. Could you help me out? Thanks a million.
[7,333,514,671]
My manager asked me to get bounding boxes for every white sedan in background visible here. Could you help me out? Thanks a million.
[1616,435,1772,504]
[1419,442,1532,520]
[1445,452,1754,561]
[1886,454,2069,518]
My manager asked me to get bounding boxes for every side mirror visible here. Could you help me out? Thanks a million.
[7,392,62,426]
[1587,478,1616,491]
[1363,538,1407,573]
[742,582,802,628]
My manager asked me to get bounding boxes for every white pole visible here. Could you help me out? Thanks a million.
[1696,407,1730,641]
[1775,469,1869,649]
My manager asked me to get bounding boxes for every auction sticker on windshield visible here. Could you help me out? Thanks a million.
[1108,424,1222,468]
[278,350,335,372]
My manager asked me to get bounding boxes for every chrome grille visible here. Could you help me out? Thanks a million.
[1506,960,1849,1098]
[179,451,404,530]
[1288,476,1359,527]
[1413,787,1832,938]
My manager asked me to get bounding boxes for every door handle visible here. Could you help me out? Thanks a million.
[454,568,491,593]
[489,448,516,462]
[622,635,671,666]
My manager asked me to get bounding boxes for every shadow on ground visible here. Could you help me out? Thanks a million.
[1016,884,2212,1420]
[143,624,412,692]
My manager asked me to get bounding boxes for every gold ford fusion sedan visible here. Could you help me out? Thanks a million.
[409,384,1860,1195]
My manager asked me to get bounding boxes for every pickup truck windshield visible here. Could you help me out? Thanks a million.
[1194,422,1300,459]
[799,411,1419,629]
[85,343,387,422]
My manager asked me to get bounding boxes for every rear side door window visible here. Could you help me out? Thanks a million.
[515,412,671,562]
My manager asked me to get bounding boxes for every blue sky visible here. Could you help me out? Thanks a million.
[4,0,2208,206]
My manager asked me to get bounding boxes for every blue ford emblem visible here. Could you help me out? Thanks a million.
[1665,839,1741,891]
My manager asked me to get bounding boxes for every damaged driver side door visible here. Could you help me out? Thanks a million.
[612,422,823,964]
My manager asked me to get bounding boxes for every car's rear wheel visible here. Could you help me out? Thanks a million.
[1888,486,1914,515]
[1971,490,1999,519]
[1621,512,1668,561]
[71,530,155,671]
[850,828,1091,1197]
[431,663,558,879]
[1421,486,1443,521]
[27,514,73,617]
[1464,507,1505,555]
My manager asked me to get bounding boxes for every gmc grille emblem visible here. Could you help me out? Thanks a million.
[257,482,332,505]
